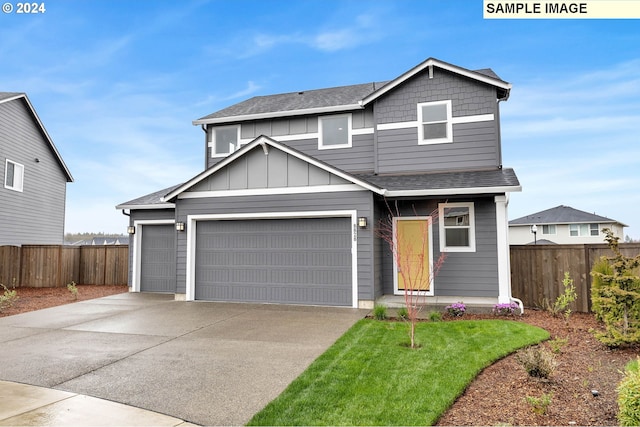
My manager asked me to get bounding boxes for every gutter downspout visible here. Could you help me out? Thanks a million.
[495,194,524,315]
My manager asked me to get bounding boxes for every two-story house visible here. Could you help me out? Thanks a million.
[117,58,522,309]
[1,92,73,246]
[509,205,627,245]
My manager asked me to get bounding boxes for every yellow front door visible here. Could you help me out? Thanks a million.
[396,218,432,293]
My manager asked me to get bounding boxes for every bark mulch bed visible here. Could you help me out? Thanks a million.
[0,284,128,318]
[1,286,639,425]
[437,310,639,426]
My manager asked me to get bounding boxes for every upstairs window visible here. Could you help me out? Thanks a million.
[418,100,452,144]
[570,223,599,237]
[319,114,351,149]
[439,202,476,252]
[542,225,556,235]
[211,125,240,157]
[4,159,24,192]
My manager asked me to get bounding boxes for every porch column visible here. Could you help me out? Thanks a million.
[495,195,512,304]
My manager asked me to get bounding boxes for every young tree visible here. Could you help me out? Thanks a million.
[591,228,640,347]
[377,202,446,348]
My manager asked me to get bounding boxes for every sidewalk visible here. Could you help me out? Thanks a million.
[0,381,196,426]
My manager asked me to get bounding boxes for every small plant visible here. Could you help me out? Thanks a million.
[493,302,519,316]
[549,272,577,323]
[525,393,552,415]
[618,357,640,426]
[396,306,408,320]
[429,311,442,322]
[548,336,568,354]
[515,345,557,379]
[445,302,466,317]
[0,283,19,312]
[67,281,78,300]
[372,304,387,320]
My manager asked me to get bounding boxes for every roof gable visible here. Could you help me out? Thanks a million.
[162,136,383,201]
[360,58,511,105]
[0,92,73,182]
[509,205,626,226]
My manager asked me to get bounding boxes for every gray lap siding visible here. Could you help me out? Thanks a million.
[175,191,376,302]
[378,196,499,297]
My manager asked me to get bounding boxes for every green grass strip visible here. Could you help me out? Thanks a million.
[248,318,549,426]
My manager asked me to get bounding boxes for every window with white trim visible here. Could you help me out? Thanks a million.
[438,202,475,252]
[542,225,556,235]
[318,114,351,149]
[418,100,452,144]
[4,159,24,192]
[569,223,599,237]
[211,125,240,157]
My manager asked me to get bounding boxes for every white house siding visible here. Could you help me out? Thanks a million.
[509,223,625,245]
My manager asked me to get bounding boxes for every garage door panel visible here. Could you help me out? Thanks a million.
[195,217,352,306]
[140,224,176,293]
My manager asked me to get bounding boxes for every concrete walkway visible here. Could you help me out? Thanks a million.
[0,293,367,426]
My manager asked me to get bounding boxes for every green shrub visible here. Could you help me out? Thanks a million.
[525,393,552,415]
[67,281,78,300]
[550,272,577,322]
[618,357,640,426]
[0,283,18,312]
[515,345,557,379]
[591,229,640,347]
[372,304,387,320]
[547,336,568,354]
[396,306,408,320]
[429,311,442,322]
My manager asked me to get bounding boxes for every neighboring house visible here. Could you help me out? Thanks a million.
[0,92,73,246]
[509,205,627,245]
[117,57,522,309]
[71,237,130,246]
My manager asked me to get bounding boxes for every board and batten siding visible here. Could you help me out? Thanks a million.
[175,191,375,302]
[379,197,499,297]
[0,98,68,245]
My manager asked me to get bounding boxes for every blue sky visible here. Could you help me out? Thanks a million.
[1,0,639,238]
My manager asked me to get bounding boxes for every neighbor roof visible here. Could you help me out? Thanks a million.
[0,92,74,182]
[509,205,627,226]
[193,57,511,126]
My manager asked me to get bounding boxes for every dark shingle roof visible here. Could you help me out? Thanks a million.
[509,205,621,225]
[354,168,520,192]
[196,82,386,122]
[116,183,182,209]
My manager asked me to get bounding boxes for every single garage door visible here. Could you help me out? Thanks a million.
[195,217,352,306]
[140,224,176,293]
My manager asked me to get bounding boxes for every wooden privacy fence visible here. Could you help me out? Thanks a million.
[510,243,640,313]
[0,245,128,288]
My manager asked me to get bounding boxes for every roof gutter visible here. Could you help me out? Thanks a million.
[382,185,522,198]
[193,103,363,126]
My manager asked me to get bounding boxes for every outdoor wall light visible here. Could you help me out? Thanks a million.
[127,226,135,235]
[175,222,186,232]
[358,217,368,229]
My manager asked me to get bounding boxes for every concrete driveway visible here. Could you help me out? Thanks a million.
[0,293,367,426]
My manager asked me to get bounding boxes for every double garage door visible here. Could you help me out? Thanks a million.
[195,217,353,306]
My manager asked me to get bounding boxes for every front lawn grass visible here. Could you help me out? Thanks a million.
[248,318,549,426]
